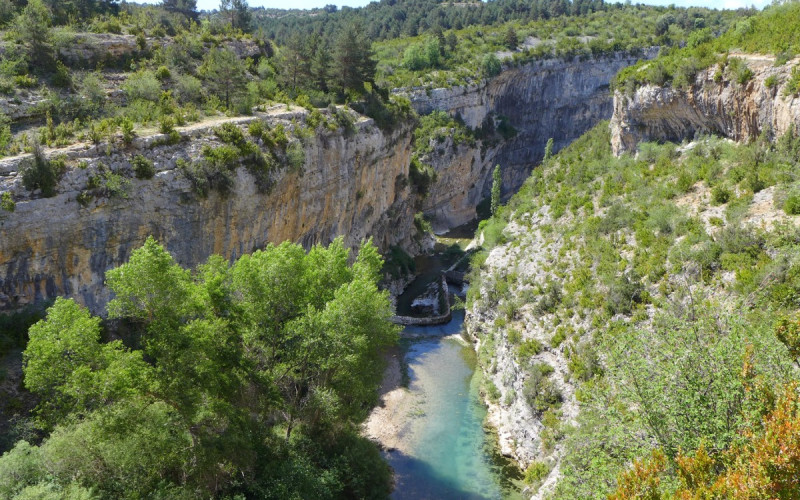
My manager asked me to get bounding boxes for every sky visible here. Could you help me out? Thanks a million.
[245,0,771,11]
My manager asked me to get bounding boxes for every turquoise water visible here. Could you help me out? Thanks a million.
[388,311,522,499]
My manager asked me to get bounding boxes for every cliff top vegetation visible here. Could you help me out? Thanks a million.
[614,0,800,92]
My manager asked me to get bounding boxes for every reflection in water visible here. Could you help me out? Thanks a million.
[387,312,522,500]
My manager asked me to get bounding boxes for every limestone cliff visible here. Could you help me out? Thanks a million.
[611,54,800,155]
[402,49,658,230]
[0,108,416,313]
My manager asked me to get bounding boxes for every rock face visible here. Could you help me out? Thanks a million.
[0,109,416,313]
[611,54,800,155]
[405,49,658,230]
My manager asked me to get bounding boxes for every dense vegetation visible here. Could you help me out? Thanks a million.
[469,122,800,498]
[372,4,738,89]
[0,237,399,498]
[615,0,800,91]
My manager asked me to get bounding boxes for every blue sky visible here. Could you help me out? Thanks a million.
[193,0,770,14]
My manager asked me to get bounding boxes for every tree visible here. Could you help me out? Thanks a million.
[491,164,501,216]
[279,32,311,94]
[5,236,398,497]
[198,47,248,109]
[504,26,519,49]
[220,0,251,32]
[162,0,198,21]
[14,0,52,70]
[481,53,501,77]
[544,137,554,161]
[333,20,376,94]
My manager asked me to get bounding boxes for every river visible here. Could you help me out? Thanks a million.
[366,310,523,499]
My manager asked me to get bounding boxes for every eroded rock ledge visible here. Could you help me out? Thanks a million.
[611,54,800,155]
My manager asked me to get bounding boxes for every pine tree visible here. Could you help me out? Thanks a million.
[333,20,376,95]
[220,0,251,32]
[504,26,519,49]
[163,0,198,21]
[491,165,501,216]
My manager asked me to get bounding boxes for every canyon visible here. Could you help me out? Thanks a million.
[0,51,650,314]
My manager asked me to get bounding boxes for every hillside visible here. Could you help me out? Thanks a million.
[467,122,800,498]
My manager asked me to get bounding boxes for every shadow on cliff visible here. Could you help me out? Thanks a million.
[387,449,498,500]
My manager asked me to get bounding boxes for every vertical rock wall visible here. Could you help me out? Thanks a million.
[0,111,416,313]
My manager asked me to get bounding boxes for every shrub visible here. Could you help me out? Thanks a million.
[784,193,800,215]
[606,271,644,316]
[523,363,562,413]
[174,74,203,103]
[0,191,14,212]
[159,116,175,135]
[785,66,800,96]
[286,142,305,171]
[155,66,171,81]
[711,185,731,205]
[765,75,778,89]
[122,70,161,102]
[524,461,551,485]
[13,74,37,88]
[131,155,155,180]
[481,53,502,77]
[517,338,543,359]
[21,145,66,197]
[120,118,135,145]
[52,61,71,88]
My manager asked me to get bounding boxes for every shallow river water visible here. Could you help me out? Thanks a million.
[385,312,522,499]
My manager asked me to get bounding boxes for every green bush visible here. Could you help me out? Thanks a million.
[523,363,562,413]
[0,191,14,212]
[155,66,171,81]
[13,74,37,88]
[517,338,543,359]
[21,145,66,198]
[606,271,644,316]
[286,142,305,171]
[120,118,135,145]
[765,75,778,89]
[122,71,161,102]
[481,53,502,77]
[131,155,155,180]
[524,461,551,485]
[159,116,176,135]
[711,185,731,205]
[784,193,800,215]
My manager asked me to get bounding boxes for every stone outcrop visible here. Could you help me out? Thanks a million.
[611,54,800,155]
[0,108,417,313]
[402,49,659,230]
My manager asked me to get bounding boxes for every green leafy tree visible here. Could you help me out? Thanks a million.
[6,236,397,497]
[481,53,501,77]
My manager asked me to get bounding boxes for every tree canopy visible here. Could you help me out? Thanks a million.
[1,236,398,499]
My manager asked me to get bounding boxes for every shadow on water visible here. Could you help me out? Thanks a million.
[387,449,498,500]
